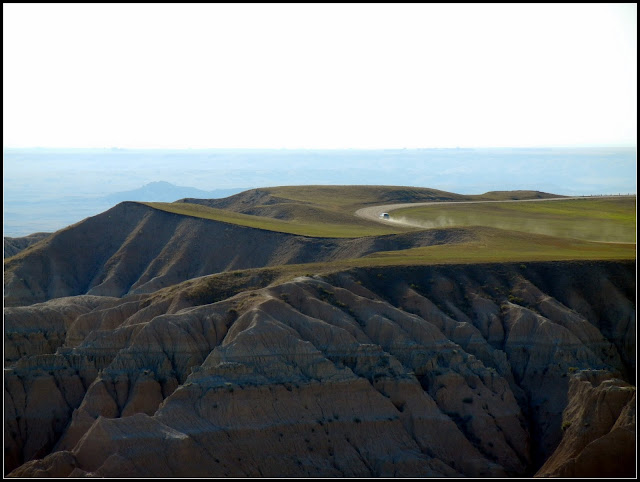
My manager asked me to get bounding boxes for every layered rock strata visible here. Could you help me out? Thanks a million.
[4,262,635,477]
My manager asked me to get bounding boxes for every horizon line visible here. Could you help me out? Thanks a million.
[4,145,637,151]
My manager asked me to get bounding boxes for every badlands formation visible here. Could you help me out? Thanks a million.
[3,189,636,478]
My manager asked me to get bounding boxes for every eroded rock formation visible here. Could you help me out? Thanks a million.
[536,371,635,477]
[3,233,50,259]
[4,261,635,477]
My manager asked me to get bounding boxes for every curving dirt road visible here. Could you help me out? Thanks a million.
[354,195,631,228]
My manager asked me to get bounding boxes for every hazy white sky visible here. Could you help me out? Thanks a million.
[3,3,637,149]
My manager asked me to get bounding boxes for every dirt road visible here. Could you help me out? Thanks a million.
[354,195,630,228]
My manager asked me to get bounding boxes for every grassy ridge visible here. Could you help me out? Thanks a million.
[140,201,407,238]
[392,197,636,243]
[173,226,636,300]
[258,185,467,211]
[360,226,635,265]
[175,185,566,235]
[140,190,635,269]
[243,185,561,214]
[147,186,567,239]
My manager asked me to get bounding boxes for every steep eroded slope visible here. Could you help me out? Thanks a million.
[4,261,635,477]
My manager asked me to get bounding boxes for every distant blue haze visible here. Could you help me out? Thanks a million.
[3,147,636,237]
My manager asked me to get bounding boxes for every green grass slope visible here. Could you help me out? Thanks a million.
[144,187,635,266]
[471,190,564,201]
[140,201,411,237]
[174,226,637,291]
[391,197,636,243]
[182,185,467,213]
[176,185,468,233]
[170,225,635,307]
[360,226,635,265]
[163,186,566,239]
[180,185,562,219]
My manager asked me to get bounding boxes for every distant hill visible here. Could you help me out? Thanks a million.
[103,181,248,203]
[4,182,252,238]
[477,190,564,200]
[3,232,51,259]
[179,185,470,224]
[178,185,564,226]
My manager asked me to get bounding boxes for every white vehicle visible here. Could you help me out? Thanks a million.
[379,212,390,219]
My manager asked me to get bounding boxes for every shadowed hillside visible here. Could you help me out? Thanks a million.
[4,233,51,259]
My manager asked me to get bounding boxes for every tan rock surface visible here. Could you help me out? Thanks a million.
[5,261,635,477]
[536,372,635,477]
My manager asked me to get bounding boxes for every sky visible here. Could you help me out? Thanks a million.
[3,3,637,149]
